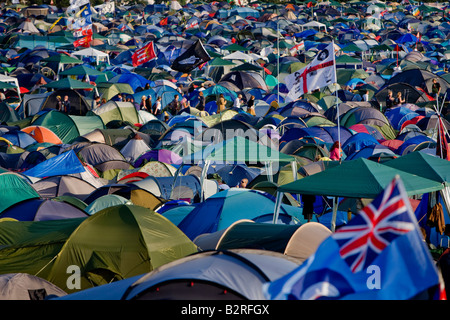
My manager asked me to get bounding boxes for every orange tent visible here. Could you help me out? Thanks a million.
[21,126,63,144]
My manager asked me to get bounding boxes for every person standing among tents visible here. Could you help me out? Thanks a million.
[196,91,205,111]
[169,94,181,115]
[432,78,441,100]
[152,96,162,116]
[329,141,342,161]
[216,93,226,113]
[140,96,148,111]
[145,95,152,112]
[92,95,101,109]
[237,178,248,188]
[247,95,255,116]
[385,90,394,110]
[62,95,71,114]
[56,95,63,111]
[233,94,243,109]
[394,91,405,106]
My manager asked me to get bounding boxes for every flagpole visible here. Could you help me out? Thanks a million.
[332,40,341,163]
[277,20,280,105]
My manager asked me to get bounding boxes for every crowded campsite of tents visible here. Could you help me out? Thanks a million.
[1,0,450,302]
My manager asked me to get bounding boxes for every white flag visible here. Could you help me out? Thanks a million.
[285,43,336,101]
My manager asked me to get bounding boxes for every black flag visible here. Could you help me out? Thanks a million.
[171,40,211,73]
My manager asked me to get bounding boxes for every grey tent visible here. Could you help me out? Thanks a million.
[130,175,206,201]
[32,175,98,201]
[55,249,301,300]
[0,273,67,300]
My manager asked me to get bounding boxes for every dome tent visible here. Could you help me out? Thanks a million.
[0,198,89,221]
[43,204,198,293]
[55,249,301,300]
[0,273,67,300]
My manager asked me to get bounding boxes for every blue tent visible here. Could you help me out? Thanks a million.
[280,127,336,144]
[384,107,421,130]
[345,144,397,161]
[1,130,37,148]
[0,198,88,221]
[395,33,418,44]
[397,135,435,154]
[342,132,380,157]
[177,188,304,240]
[22,150,85,178]
[109,73,153,92]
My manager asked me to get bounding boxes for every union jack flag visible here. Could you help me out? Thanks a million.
[333,176,415,273]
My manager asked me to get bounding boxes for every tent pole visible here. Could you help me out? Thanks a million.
[331,196,338,232]
[291,160,297,181]
[273,191,283,224]
[200,160,211,202]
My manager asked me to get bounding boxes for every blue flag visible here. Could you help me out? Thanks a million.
[263,176,445,300]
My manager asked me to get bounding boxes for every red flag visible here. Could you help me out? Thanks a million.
[307,1,314,7]
[159,17,168,26]
[437,116,449,160]
[131,41,157,67]
[73,25,93,37]
[73,35,92,48]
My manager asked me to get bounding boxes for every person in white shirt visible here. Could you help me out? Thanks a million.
[233,94,243,108]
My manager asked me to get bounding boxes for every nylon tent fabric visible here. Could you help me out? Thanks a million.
[177,188,304,241]
[194,220,301,253]
[54,249,301,300]
[22,150,85,178]
[44,204,198,293]
[384,151,450,187]
[88,101,140,126]
[30,110,80,144]
[283,222,332,262]
[40,89,92,116]
[83,184,164,211]
[0,218,84,278]
[21,125,63,145]
[0,172,40,213]
[0,273,67,300]
[183,136,295,166]
[220,71,269,91]
[278,158,444,199]
[32,175,98,201]
[84,194,131,216]
[0,198,88,221]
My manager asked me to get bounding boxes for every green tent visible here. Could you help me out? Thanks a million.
[196,220,301,253]
[0,172,40,213]
[0,102,20,123]
[223,43,250,52]
[42,54,83,65]
[0,218,84,277]
[42,77,95,90]
[384,151,450,186]
[44,204,198,293]
[183,135,295,165]
[278,158,443,199]
[96,82,134,101]
[59,65,107,78]
[208,57,236,67]
[88,100,140,126]
[69,114,105,136]
[183,136,296,200]
[31,110,80,144]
